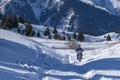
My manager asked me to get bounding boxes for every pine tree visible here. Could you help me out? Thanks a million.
[12,15,18,28]
[68,35,71,41]
[0,25,2,29]
[44,27,50,36]
[17,27,21,33]
[73,32,76,39]
[1,16,12,29]
[78,31,84,42]
[1,15,7,26]
[53,27,57,34]
[63,35,66,40]
[2,22,8,29]
[66,34,69,36]
[106,34,111,41]
[7,17,13,29]
[29,30,35,37]
[104,36,106,38]
[37,31,41,37]
[48,34,51,39]
[18,16,24,23]
[44,25,47,27]
[1,15,18,29]
[54,32,58,39]
[22,29,25,34]
[25,22,32,36]
[63,31,65,34]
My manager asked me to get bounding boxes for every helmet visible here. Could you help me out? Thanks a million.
[78,45,81,48]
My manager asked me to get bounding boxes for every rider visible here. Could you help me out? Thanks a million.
[75,45,84,62]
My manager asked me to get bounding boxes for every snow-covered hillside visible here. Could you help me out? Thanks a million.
[0,29,63,80]
[30,23,120,42]
[0,28,120,80]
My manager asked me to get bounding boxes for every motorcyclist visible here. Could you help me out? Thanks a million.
[75,45,84,62]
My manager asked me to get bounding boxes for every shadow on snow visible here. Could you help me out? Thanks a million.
[48,58,120,80]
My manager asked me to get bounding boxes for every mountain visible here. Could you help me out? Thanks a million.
[80,0,120,17]
[0,0,120,34]
[0,0,62,24]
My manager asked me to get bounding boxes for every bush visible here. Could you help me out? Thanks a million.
[67,40,79,49]
[106,34,111,41]
[37,31,40,37]
[17,27,21,33]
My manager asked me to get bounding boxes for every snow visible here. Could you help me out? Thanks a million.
[79,0,112,14]
[0,29,62,80]
[79,0,120,16]
[31,2,42,21]
[0,28,120,80]
[30,23,120,42]
[63,8,75,30]
[0,0,11,14]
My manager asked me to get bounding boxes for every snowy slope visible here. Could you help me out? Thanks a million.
[31,23,120,42]
[0,29,120,80]
[0,29,63,80]
[0,29,39,80]
[31,36,120,80]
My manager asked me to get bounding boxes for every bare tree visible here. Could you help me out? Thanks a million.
[67,40,79,49]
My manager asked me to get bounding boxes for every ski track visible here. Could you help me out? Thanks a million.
[0,29,120,80]
[30,38,120,80]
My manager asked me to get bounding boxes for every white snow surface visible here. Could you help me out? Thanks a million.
[0,29,120,80]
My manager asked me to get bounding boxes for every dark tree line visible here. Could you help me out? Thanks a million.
[1,15,25,30]
[43,26,85,41]
[0,15,85,41]
[1,15,18,29]
[73,31,84,42]
[0,15,41,37]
